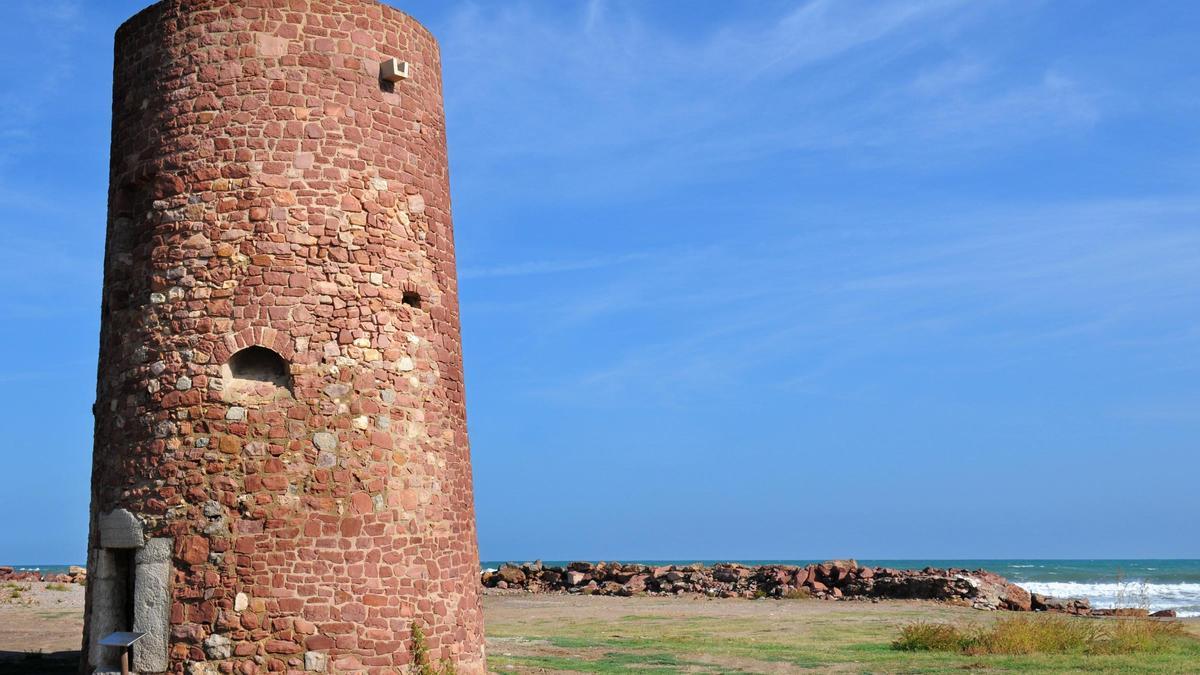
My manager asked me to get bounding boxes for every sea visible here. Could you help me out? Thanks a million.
[12,560,1199,617]
[481,559,1200,617]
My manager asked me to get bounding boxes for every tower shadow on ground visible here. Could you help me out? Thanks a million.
[0,650,79,674]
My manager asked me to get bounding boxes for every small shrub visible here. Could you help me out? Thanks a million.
[782,588,812,600]
[45,583,70,592]
[410,621,456,675]
[1112,570,1151,613]
[893,622,968,651]
[411,622,431,673]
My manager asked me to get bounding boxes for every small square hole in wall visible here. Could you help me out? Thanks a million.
[402,291,421,309]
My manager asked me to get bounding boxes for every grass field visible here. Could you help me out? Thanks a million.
[483,593,1200,673]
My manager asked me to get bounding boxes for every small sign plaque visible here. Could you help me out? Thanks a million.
[99,631,146,647]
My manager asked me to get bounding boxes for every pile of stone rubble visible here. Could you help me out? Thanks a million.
[482,560,1175,617]
[0,565,87,585]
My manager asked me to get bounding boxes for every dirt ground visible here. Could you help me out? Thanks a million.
[482,592,1200,673]
[0,581,84,673]
[2,586,1197,673]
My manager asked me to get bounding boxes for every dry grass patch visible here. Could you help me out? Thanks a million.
[894,614,1186,656]
[893,622,971,652]
[1102,616,1188,654]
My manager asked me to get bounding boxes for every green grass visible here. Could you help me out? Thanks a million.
[484,595,1200,673]
[495,651,714,674]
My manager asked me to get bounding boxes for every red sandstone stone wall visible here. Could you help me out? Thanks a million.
[84,0,484,672]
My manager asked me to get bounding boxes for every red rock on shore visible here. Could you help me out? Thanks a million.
[0,565,87,585]
[482,560,1095,614]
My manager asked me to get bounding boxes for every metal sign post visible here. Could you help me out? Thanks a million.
[99,631,146,675]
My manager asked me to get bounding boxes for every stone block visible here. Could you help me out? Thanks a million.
[99,509,144,549]
[133,538,172,673]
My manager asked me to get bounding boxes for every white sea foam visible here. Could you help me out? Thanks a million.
[1017,581,1200,617]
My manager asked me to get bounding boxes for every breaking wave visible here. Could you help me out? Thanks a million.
[1016,581,1200,618]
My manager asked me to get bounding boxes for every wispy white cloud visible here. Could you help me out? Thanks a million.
[0,0,85,164]
[481,197,1200,403]
[706,0,969,80]
[910,59,988,94]
[442,0,1102,197]
[460,252,647,279]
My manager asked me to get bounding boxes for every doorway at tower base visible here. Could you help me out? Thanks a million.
[86,509,170,673]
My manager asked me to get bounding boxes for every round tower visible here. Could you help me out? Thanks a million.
[82,1,484,672]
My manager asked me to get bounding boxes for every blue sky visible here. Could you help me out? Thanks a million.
[1,0,1199,564]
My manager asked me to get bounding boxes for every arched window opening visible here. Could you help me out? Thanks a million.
[222,346,293,402]
[229,346,290,385]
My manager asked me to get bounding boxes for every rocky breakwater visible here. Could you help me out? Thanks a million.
[482,560,1093,614]
[0,565,87,585]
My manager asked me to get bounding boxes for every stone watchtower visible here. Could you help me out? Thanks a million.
[82,0,484,672]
